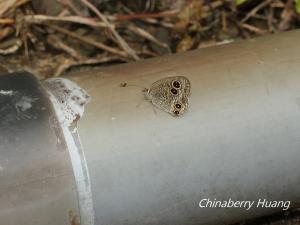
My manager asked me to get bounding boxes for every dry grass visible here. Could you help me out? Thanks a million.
[0,0,299,78]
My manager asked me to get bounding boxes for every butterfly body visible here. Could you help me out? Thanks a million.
[145,76,191,117]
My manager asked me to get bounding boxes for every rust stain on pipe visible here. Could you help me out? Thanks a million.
[69,210,81,225]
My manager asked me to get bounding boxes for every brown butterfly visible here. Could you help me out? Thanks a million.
[144,76,191,117]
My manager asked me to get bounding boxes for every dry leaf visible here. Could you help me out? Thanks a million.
[176,34,194,52]
[175,0,203,30]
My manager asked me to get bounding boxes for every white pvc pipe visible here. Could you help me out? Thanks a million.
[66,30,300,225]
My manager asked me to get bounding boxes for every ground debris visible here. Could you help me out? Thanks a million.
[0,0,299,78]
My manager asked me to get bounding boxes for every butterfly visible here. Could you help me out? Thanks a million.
[144,76,191,117]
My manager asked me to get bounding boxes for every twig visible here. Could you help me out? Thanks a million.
[57,0,85,17]
[0,26,14,41]
[54,54,120,76]
[0,18,15,25]
[267,7,275,32]
[201,1,226,19]
[0,0,29,17]
[139,18,175,28]
[48,24,129,59]
[137,48,159,57]
[251,14,268,20]
[58,8,71,17]
[0,38,22,55]
[53,57,75,76]
[221,10,227,32]
[241,0,272,23]
[127,24,170,50]
[21,31,29,58]
[241,23,268,35]
[47,35,84,60]
[270,1,285,8]
[23,15,107,28]
[79,0,140,60]
[119,3,175,28]
[278,0,295,31]
[202,0,224,12]
[111,10,179,21]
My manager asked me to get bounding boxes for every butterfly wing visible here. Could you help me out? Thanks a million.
[148,76,191,116]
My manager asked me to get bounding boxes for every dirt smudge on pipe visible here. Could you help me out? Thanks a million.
[69,210,80,225]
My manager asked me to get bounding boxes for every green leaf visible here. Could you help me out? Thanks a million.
[236,0,248,5]
[295,0,300,13]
